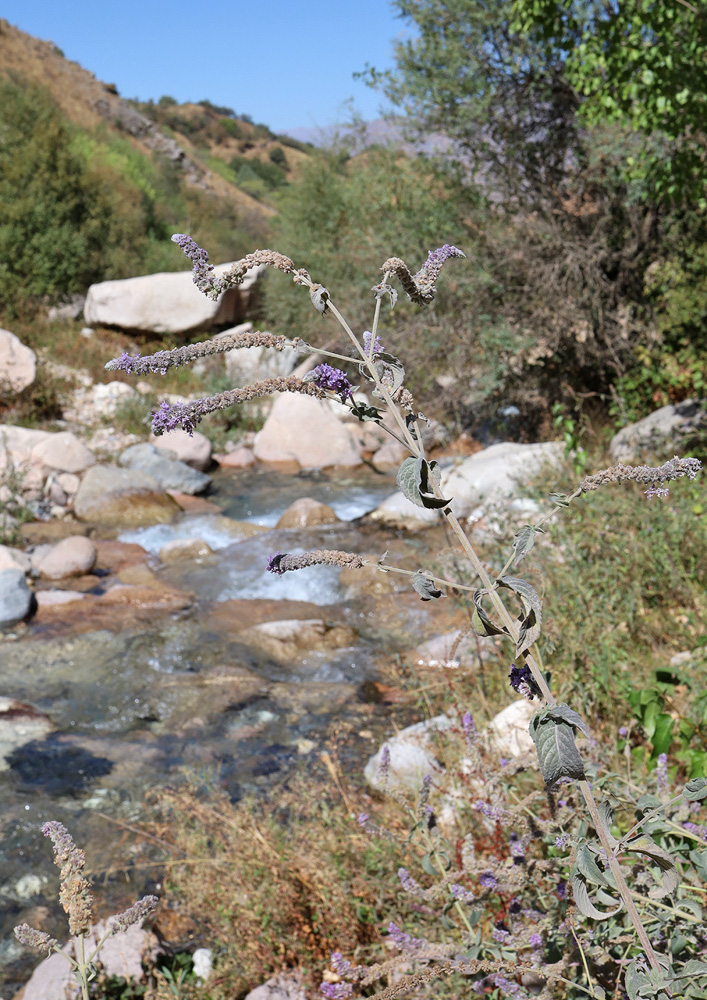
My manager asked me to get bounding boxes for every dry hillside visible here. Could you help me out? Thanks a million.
[0,19,312,219]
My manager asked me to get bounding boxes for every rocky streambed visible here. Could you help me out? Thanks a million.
[0,464,477,995]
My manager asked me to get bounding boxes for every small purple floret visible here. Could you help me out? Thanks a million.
[509,663,542,700]
[267,552,286,575]
[363,331,383,355]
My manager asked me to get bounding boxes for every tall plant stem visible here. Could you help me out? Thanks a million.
[321,282,665,977]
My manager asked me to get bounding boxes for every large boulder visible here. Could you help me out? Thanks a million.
[32,536,97,580]
[30,431,95,474]
[610,399,707,463]
[149,428,212,471]
[0,329,36,392]
[0,545,31,573]
[119,443,211,495]
[16,919,158,1000]
[0,568,33,627]
[84,263,264,335]
[253,394,362,468]
[370,440,563,528]
[214,322,298,384]
[73,465,179,525]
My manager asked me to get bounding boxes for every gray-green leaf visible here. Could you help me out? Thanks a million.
[684,777,707,801]
[498,576,542,653]
[512,524,543,565]
[411,571,444,602]
[622,835,678,899]
[396,456,452,510]
[472,590,508,637]
[371,283,398,309]
[571,872,623,921]
[530,709,586,786]
[546,703,592,738]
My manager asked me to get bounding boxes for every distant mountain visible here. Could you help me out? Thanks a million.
[284,117,453,157]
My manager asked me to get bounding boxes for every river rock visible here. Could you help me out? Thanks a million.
[149,428,212,470]
[30,432,95,474]
[32,536,97,580]
[0,425,49,466]
[275,497,339,529]
[84,262,264,335]
[89,381,138,417]
[0,545,31,573]
[412,629,497,670]
[371,436,408,470]
[0,699,54,771]
[253,394,362,468]
[609,399,707,463]
[238,618,357,663]
[0,329,36,392]
[119,443,211,494]
[245,973,306,1000]
[488,698,536,757]
[215,446,256,468]
[17,919,158,1000]
[364,715,453,792]
[215,322,298,384]
[159,538,214,562]
[0,568,33,627]
[73,465,179,525]
[370,440,563,528]
[57,472,80,495]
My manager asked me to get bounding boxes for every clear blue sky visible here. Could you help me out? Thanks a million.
[2,1,409,133]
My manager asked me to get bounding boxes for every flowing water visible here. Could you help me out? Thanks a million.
[0,465,439,993]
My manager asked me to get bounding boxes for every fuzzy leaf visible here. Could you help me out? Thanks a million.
[623,836,678,899]
[546,703,592,739]
[498,576,542,653]
[684,777,707,801]
[411,571,444,602]
[396,457,451,510]
[571,873,623,921]
[674,960,707,979]
[371,283,398,309]
[309,285,330,313]
[512,524,544,565]
[472,590,507,637]
[575,842,609,886]
[418,459,452,510]
[549,492,571,507]
[530,709,586,786]
[350,399,384,423]
[397,457,425,507]
[364,352,405,395]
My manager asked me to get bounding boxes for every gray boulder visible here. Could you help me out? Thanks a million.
[370,440,563,528]
[364,715,453,793]
[74,464,179,525]
[610,399,707,463]
[119,443,211,495]
[0,568,33,627]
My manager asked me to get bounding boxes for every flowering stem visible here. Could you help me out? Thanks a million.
[77,933,89,1000]
[378,560,479,594]
[314,266,665,981]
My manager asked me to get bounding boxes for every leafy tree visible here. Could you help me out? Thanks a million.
[369,0,579,199]
[511,0,707,203]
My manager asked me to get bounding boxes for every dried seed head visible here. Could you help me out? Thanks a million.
[42,821,93,937]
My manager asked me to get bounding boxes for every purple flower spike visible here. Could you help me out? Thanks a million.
[171,233,225,300]
[151,400,196,437]
[304,363,353,402]
[320,983,353,1000]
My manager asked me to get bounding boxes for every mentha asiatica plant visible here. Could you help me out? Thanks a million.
[106,233,704,999]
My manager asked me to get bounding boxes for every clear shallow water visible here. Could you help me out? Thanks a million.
[0,465,404,992]
[209,464,396,526]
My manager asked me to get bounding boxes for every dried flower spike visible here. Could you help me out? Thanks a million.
[109,895,159,935]
[14,924,59,952]
[106,331,291,376]
[42,821,93,936]
[381,244,465,305]
[266,550,366,575]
